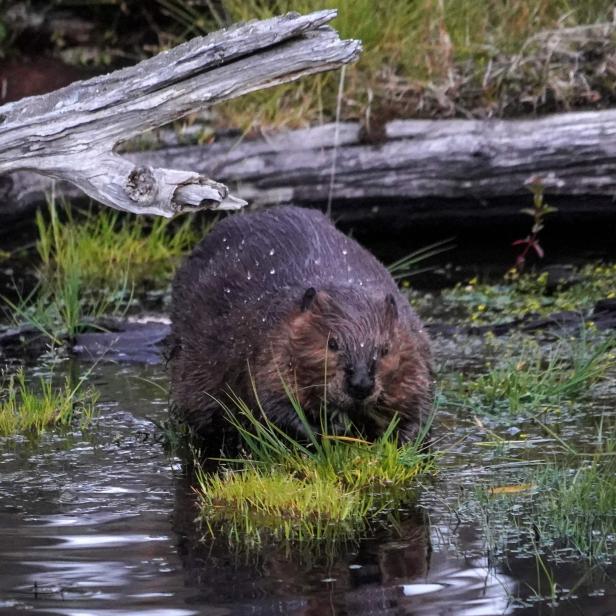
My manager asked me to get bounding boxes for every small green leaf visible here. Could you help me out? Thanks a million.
[520,208,536,217]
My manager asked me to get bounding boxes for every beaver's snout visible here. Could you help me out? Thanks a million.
[346,364,375,400]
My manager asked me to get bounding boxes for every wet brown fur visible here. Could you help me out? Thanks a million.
[170,206,433,450]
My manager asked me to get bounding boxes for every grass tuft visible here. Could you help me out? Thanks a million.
[36,201,203,292]
[0,369,98,437]
[195,392,433,546]
[4,199,205,339]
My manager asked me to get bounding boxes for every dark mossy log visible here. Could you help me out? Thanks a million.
[3,109,616,232]
[0,10,360,219]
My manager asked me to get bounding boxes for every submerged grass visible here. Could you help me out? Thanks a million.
[536,461,616,561]
[0,369,98,437]
[3,199,205,339]
[195,391,433,546]
[442,334,615,416]
[475,422,616,563]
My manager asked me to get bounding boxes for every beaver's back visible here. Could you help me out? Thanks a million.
[171,206,423,369]
[172,207,405,326]
[179,207,392,290]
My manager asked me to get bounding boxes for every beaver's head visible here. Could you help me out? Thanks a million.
[279,287,421,432]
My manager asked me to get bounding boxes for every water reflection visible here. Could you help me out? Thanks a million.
[0,358,614,615]
[174,472,516,616]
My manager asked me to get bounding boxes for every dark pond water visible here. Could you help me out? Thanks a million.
[1,323,615,616]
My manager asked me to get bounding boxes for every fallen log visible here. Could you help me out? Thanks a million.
[0,10,360,218]
[140,111,616,220]
[4,109,616,231]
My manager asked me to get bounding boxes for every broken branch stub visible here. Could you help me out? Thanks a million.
[0,10,360,217]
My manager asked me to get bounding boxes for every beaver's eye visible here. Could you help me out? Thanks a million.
[328,337,339,352]
[380,344,389,357]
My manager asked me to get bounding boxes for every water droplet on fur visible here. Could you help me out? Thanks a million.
[269,268,275,275]
[224,287,231,294]
[225,245,230,250]
[360,342,365,348]
[246,272,252,280]
[342,249,348,255]
[314,258,321,265]
[222,237,227,243]
[269,248,275,256]
[262,317,266,322]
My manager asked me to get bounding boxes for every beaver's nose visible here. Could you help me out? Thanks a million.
[346,367,375,400]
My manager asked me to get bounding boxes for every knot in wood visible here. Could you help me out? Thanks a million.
[126,166,158,205]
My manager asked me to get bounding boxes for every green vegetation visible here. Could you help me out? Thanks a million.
[512,178,558,272]
[388,238,455,281]
[475,422,616,563]
[0,369,98,437]
[203,0,616,128]
[442,335,615,416]
[4,2,614,128]
[36,201,201,291]
[441,263,616,325]
[196,393,432,546]
[4,200,204,340]
[535,460,616,560]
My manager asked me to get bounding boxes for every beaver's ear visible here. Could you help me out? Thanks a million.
[301,288,331,313]
[384,293,398,324]
[301,287,318,311]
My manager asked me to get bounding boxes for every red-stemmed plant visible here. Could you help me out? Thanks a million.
[512,177,557,272]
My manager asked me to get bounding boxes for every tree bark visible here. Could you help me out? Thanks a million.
[0,10,360,218]
[140,110,616,226]
[4,109,616,229]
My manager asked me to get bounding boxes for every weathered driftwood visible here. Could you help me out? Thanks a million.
[0,10,360,218]
[5,109,616,228]
[139,110,616,212]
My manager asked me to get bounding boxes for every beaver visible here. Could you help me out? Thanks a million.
[169,206,433,449]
